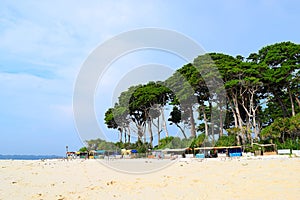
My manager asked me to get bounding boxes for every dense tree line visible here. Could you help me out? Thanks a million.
[103,41,300,150]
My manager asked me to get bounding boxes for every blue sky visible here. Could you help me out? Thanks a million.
[1,0,300,155]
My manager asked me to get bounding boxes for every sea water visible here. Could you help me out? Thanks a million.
[0,154,63,160]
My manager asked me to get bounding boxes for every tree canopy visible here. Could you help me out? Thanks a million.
[99,41,300,151]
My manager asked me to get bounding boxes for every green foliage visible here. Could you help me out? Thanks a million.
[83,138,152,153]
[156,136,194,149]
[102,41,300,150]
[98,141,118,150]
[182,138,195,148]
[168,106,181,124]
[275,138,300,150]
[157,136,175,149]
[215,135,237,147]
[104,108,118,129]
[256,41,300,118]
[261,113,300,142]
[79,147,88,152]
[190,133,206,147]
[126,140,150,153]
[226,127,242,136]
[84,138,118,151]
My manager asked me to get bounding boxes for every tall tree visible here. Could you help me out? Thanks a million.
[255,41,300,118]
[165,65,199,138]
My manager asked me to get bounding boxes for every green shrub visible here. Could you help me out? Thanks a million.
[215,135,236,147]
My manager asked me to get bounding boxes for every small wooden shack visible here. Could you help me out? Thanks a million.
[252,143,277,156]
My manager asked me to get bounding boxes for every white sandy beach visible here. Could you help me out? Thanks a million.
[1,157,300,200]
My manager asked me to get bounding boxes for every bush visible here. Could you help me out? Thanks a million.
[156,136,195,149]
[275,138,300,150]
[215,135,236,147]
[79,147,88,152]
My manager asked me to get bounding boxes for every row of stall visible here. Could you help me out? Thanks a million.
[66,144,278,159]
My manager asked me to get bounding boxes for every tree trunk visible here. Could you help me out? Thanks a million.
[136,123,144,140]
[189,105,196,137]
[236,135,241,145]
[209,102,215,144]
[148,119,153,147]
[252,114,258,139]
[157,117,160,146]
[119,129,122,143]
[124,129,127,143]
[274,89,289,117]
[246,116,251,141]
[233,94,243,129]
[202,105,209,136]
[176,123,187,139]
[127,126,131,143]
[151,115,161,147]
[160,107,169,137]
[295,94,300,109]
[289,87,295,116]
[229,98,238,128]
[219,103,223,137]
[143,124,147,144]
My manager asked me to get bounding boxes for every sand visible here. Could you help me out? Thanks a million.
[1,157,300,200]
